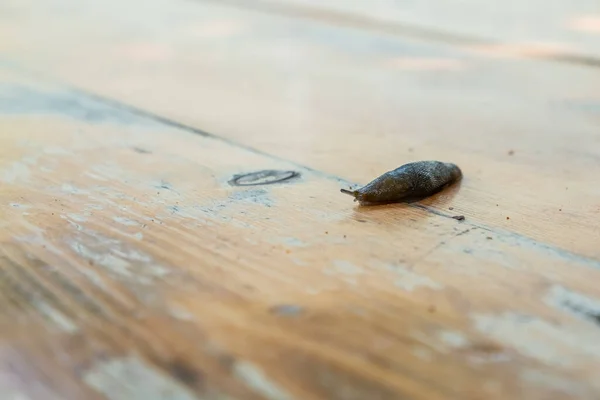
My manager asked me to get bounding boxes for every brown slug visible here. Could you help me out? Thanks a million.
[341,160,462,205]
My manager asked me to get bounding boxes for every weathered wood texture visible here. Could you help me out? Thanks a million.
[0,0,600,399]
[2,0,600,259]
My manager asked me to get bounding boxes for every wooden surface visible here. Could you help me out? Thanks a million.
[1,0,600,399]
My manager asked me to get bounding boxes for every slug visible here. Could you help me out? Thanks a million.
[341,160,462,205]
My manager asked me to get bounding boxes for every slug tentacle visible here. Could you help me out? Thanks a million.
[341,160,462,205]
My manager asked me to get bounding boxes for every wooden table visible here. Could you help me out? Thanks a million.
[1,0,599,399]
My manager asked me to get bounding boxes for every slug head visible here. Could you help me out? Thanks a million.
[342,173,412,204]
[340,188,360,201]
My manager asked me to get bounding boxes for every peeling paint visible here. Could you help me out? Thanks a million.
[389,265,441,292]
[168,305,195,321]
[472,313,600,368]
[70,241,131,276]
[9,203,30,209]
[83,356,199,400]
[331,260,362,275]
[61,183,90,195]
[68,237,168,285]
[228,188,273,206]
[112,217,139,227]
[1,161,30,183]
[544,285,600,326]
[438,330,468,348]
[78,265,108,289]
[36,302,78,333]
[272,237,307,247]
[84,171,109,181]
[67,213,88,222]
[233,361,294,400]
[521,369,587,397]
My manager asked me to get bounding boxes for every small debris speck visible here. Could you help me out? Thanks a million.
[449,207,454,210]
[452,215,465,221]
[508,150,515,156]
[506,216,510,220]
[559,208,562,211]
[486,236,493,240]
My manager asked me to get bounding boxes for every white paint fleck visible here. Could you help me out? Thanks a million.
[113,217,139,227]
[67,213,87,222]
[332,260,362,275]
[132,232,144,240]
[393,269,441,292]
[83,171,109,182]
[10,203,30,209]
[36,302,78,333]
[521,369,586,396]
[2,162,30,183]
[89,163,126,181]
[472,313,600,368]
[544,285,600,323]
[61,183,89,195]
[63,217,84,231]
[70,242,131,277]
[438,330,469,348]
[343,277,358,286]
[84,356,199,400]
[278,237,306,247]
[169,306,194,321]
[78,266,107,289]
[411,331,448,353]
[233,361,294,400]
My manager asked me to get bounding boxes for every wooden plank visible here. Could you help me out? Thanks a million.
[1,0,599,261]
[2,64,600,400]
[207,0,600,62]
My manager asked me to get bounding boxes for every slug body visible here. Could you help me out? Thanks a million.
[341,161,462,205]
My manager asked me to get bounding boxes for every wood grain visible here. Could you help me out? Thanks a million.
[1,0,599,259]
[1,60,600,400]
[1,0,600,399]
